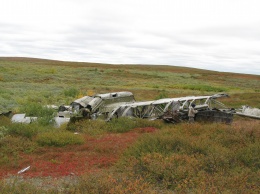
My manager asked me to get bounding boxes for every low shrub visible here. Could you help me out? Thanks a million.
[155,90,169,100]
[65,171,156,194]
[0,136,37,153]
[7,123,38,140]
[106,117,137,133]
[0,171,157,194]
[0,116,11,126]
[139,153,200,189]
[174,84,227,92]
[134,118,163,129]
[106,117,162,133]
[19,102,56,126]
[122,129,192,159]
[36,131,84,147]
[0,136,37,167]
[67,119,107,135]
[237,142,260,171]
[0,126,9,139]
[64,88,80,97]
[118,122,260,192]
[0,178,57,194]
[67,117,163,135]
[19,102,55,117]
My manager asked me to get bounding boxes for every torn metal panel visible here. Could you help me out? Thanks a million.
[54,117,70,127]
[12,114,26,122]
[236,113,260,120]
[57,110,71,118]
[235,106,260,119]
[212,93,229,99]
[11,114,37,123]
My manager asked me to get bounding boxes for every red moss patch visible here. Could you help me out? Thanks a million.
[0,131,141,178]
[134,127,158,133]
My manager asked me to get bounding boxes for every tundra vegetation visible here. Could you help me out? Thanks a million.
[0,57,259,193]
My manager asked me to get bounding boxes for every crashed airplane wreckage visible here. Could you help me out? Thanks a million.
[9,91,260,126]
[54,91,235,126]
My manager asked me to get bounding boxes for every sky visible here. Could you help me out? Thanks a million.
[1,0,260,75]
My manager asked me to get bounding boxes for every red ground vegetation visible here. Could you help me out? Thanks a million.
[0,128,157,178]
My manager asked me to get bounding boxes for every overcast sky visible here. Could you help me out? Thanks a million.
[1,0,260,75]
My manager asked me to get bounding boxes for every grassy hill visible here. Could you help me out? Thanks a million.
[1,57,259,112]
[0,57,259,193]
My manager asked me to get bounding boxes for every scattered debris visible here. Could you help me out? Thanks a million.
[45,105,59,110]
[235,106,260,120]
[9,91,260,126]
[11,114,37,123]
[18,166,30,174]
[54,117,70,127]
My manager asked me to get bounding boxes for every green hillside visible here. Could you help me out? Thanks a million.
[0,57,259,112]
[0,57,259,193]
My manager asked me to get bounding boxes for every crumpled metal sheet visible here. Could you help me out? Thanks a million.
[235,106,260,119]
[11,114,37,123]
[54,117,70,127]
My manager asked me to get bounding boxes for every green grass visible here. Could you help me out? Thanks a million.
[67,117,163,135]
[173,84,228,92]
[0,57,259,193]
[0,57,259,111]
[36,131,84,147]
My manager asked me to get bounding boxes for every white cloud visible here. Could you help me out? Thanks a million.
[0,0,260,74]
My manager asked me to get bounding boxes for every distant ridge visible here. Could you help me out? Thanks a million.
[1,57,260,77]
[0,57,61,62]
